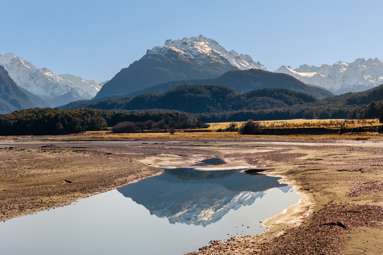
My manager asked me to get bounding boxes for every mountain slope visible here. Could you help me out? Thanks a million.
[213,69,331,98]
[277,58,383,94]
[131,69,332,99]
[0,66,44,113]
[0,53,101,106]
[64,85,317,113]
[96,35,264,99]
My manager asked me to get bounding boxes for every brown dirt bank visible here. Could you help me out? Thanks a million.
[6,130,382,143]
[0,144,158,221]
[193,204,383,255]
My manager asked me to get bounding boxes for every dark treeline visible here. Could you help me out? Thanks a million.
[111,121,181,133]
[0,108,204,135]
[0,108,107,135]
[100,110,204,129]
[199,103,383,123]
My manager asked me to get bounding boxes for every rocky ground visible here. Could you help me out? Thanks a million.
[1,135,383,254]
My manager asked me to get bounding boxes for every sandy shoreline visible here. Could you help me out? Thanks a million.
[261,173,313,233]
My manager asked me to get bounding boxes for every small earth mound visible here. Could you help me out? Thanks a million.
[195,157,226,166]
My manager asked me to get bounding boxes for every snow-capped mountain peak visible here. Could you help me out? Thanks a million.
[149,35,265,70]
[0,53,101,106]
[277,58,383,94]
[96,35,266,98]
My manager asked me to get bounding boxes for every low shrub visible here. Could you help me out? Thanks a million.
[239,120,260,134]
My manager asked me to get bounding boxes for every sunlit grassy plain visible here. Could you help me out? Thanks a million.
[44,119,383,141]
[206,119,381,131]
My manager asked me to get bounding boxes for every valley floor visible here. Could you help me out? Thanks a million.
[1,134,383,254]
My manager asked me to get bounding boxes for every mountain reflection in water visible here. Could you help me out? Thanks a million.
[118,168,288,226]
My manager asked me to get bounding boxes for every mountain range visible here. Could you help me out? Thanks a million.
[277,58,383,94]
[92,35,331,104]
[0,53,101,107]
[2,35,383,115]
[97,36,383,100]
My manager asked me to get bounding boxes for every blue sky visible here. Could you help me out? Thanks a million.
[1,0,383,81]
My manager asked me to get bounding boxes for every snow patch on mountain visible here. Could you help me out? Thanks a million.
[277,58,383,94]
[149,35,265,70]
[278,66,318,78]
[0,53,101,106]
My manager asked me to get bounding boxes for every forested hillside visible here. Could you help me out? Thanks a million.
[65,85,316,113]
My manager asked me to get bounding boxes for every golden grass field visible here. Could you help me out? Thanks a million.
[43,118,382,142]
[206,118,381,131]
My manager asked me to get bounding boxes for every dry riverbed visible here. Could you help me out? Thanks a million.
[1,135,383,254]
